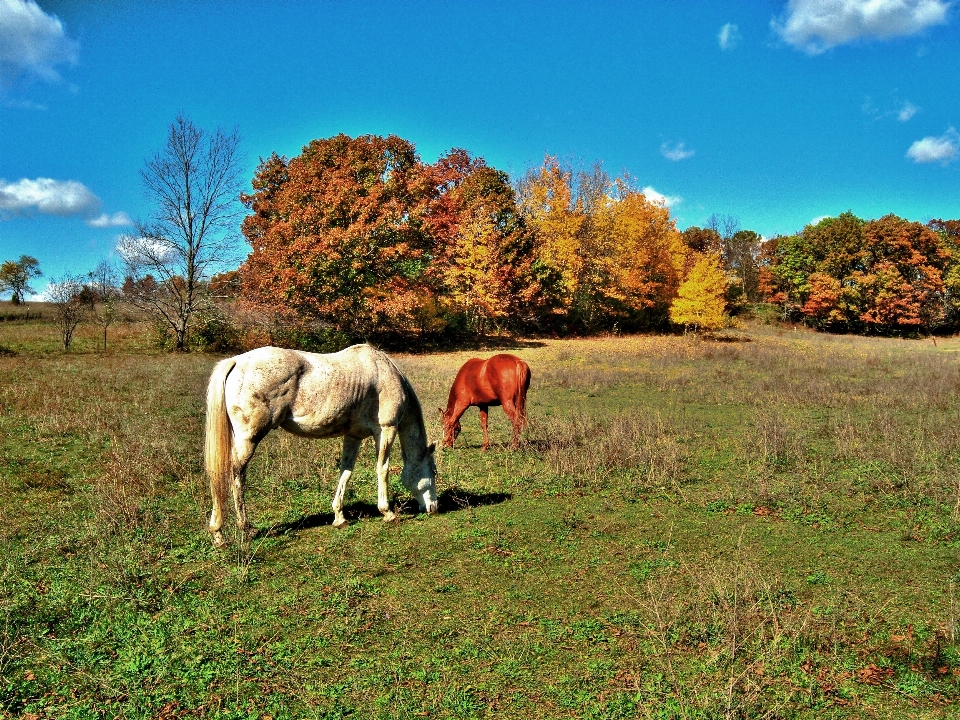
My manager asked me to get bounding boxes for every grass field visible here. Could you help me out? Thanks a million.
[1,313,959,719]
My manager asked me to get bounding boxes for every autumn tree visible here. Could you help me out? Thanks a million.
[857,215,948,329]
[0,255,41,304]
[240,135,443,337]
[431,151,544,335]
[119,114,242,350]
[756,236,787,304]
[669,253,728,332]
[240,137,548,340]
[768,212,950,332]
[515,157,685,330]
[603,185,687,326]
[681,226,723,260]
[515,157,585,322]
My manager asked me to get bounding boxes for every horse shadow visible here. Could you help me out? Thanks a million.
[256,487,512,539]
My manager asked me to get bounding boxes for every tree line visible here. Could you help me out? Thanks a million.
[235,134,727,343]
[6,118,959,352]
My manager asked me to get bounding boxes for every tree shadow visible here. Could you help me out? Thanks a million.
[704,333,752,343]
[256,487,511,539]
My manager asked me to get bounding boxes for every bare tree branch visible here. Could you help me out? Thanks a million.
[120,114,242,350]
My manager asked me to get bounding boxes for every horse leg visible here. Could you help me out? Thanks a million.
[332,435,362,529]
[478,405,490,451]
[375,425,399,522]
[209,485,227,549]
[501,399,522,449]
[231,436,258,542]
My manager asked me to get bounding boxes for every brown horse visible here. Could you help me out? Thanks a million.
[440,354,531,450]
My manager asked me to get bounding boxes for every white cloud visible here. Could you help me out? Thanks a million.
[810,215,831,225]
[116,234,176,265]
[643,186,682,208]
[906,128,959,164]
[660,141,695,161]
[0,177,131,226]
[87,211,133,228]
[0,0,78,89]
[3,97,46,110]
[898,101,918,121]
[772,0,950,54]
[718,23,741,50]
[0,177,100,217]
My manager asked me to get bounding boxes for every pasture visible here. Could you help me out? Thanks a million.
[1,315,959,719]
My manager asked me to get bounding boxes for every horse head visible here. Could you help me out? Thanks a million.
[402,440,439,514]
[438,407,461,448]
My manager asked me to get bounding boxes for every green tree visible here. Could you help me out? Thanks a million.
[0,255,41,304]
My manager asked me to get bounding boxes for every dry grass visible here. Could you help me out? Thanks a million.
[524,410,688,489]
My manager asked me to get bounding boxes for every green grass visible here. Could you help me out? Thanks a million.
[1,316,959,718]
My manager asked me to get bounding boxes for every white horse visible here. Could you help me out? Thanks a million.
[204,344,439,547]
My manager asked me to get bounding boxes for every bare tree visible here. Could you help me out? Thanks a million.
[707,213,741,245]
[47,276,88,351]
[119,114,242,350]
[87,260,120,351]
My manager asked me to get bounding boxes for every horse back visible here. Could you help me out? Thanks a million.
[226,344,409,439]
[449,357,497,406]
[484,354,530,407]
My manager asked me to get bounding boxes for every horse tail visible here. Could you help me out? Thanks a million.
[205,358,237,524]
[515,359,531,431]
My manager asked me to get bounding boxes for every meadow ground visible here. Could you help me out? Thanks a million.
[1,312,959,719]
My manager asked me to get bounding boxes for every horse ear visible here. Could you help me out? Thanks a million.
[437,407,446,418]
[427,441,437,455]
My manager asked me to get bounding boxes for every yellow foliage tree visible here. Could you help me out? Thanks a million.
[606,187,687,318]
[515,157,584,311]
[669,253,728,331]
[517,158,688,329]
[443,210,509,335]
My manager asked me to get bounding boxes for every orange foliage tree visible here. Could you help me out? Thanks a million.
[768,212,952,332]
[430,151,547,335]
[239,136,547,340]
[604,185,687,324]
[239,135,441,336]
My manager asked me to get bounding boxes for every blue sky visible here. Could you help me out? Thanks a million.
[1,0,959,286]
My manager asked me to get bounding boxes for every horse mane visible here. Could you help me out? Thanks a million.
[383,352,431,460]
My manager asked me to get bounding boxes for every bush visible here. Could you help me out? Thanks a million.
[188,308,243,352]
[271,324,355,354]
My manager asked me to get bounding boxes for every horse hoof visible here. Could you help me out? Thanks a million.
[211,532,227,549]
[382,511,398,523]
[332,518,349,529]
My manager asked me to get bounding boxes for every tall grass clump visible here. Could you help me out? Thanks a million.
[525,410,688,489]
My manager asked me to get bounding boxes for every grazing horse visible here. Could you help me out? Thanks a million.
[440,354,531,450]
[204,344,438,547]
